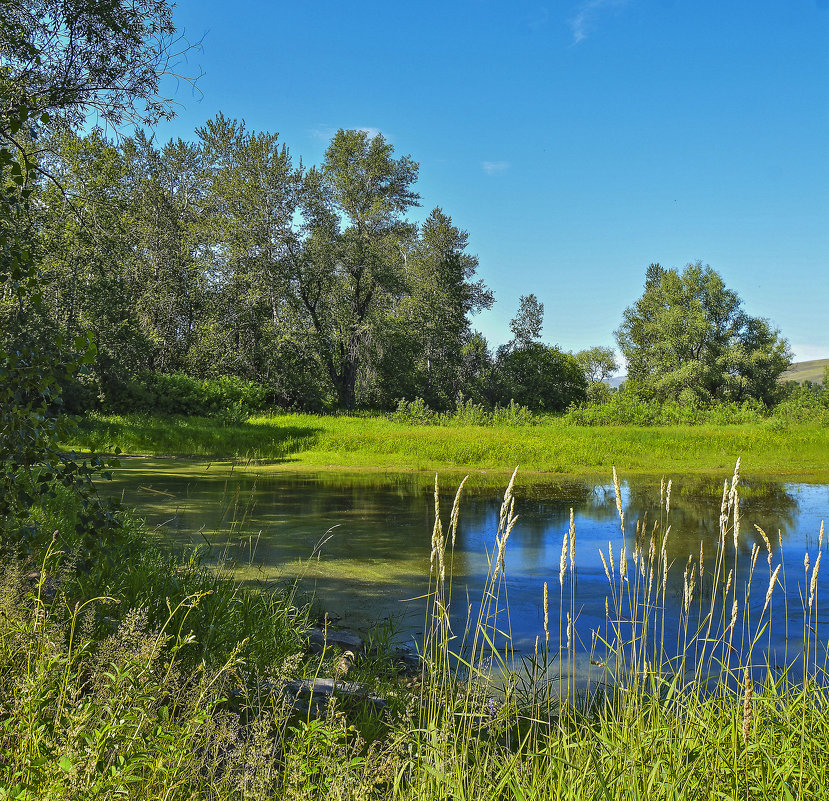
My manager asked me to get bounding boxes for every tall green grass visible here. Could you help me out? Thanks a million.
[70,411,829,480]
[2,462,828,798]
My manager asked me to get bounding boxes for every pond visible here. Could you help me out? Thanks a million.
[104,459,829,677]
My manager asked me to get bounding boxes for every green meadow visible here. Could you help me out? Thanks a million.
[70,412,829,481]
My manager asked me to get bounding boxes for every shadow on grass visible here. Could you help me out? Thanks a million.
[73,414,322,460]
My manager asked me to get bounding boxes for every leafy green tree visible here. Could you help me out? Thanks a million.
[616,262,791,405]
[494,296,587,411]
[121,132,205,375]
[509,293,544,347]
[1,0,190,131]
[37,130,155,399]
[194,115,302,382]
[292,129,420,408]
[458,331,495,406]
[376,208,493,408]
[1,0,190,543]
[495,344,587,412]
[575,346,618,384]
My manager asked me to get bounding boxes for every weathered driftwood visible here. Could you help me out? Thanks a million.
[305,626,364,655]
[276,677,388,716]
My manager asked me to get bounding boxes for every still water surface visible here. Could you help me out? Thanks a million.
[106,460,829,667]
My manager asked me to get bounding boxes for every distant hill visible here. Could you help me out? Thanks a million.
[781,359,829,385]
[605,358,828,389]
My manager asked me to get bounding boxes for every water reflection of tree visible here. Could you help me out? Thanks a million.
[623,479,798,560]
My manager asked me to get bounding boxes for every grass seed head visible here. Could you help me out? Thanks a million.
[755,524,772,566]
[742,666,753,745]
[600,549,611,582]
[559,531,568,587]
[762,564,781,617]
[449,475,469,548]
[612,466,624,529]
[809,550,821,611]
[719,479,729,543]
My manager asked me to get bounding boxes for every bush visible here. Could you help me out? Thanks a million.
[494,344,587,412]
[451,394,491,426]
[104,372,268,418]
[564,391,767,426]
[391,395,536,427]
[392,397,437,425]
[490,399,535,426]
[770,384,829,426]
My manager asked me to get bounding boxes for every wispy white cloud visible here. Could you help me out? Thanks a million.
[310,125,336,141]
[570,0,630,45]
[482,161,510,174]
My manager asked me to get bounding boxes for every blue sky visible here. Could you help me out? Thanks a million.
[152,0,829,365]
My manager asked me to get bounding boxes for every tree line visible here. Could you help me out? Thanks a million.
[5,116,605,412]
[1,1,797,419]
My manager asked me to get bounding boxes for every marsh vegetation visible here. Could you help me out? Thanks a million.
[3,463,829,799]
[3,2,829,798]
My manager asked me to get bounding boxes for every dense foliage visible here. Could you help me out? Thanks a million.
[616,262,791,405]
[11,119,501,412]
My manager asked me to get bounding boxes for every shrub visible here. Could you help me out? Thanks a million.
[771,384,829,426]
[104,372,268,418]
[565,391,767,426]
[392,397,437,425]
[490,399,535,426]
[451,394,491,426]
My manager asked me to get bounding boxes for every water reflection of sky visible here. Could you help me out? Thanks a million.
[105,463,829,671]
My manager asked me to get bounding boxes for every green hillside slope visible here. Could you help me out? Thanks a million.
[781,358,829,384]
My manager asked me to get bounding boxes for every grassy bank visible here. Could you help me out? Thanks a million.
[69,412,829,481]
[3,465,829,799]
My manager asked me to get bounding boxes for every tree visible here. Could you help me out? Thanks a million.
[291,129,420,408]
[458,331,494,406]
[616,262,791,405]
[1,0,191,543]
[376,207,493,408]
[493,296,586,410]
[509,293,544,347]
[495,344,587,412]
[575,346,618,384]
[1,0,193,132]
[194,114,302,383]
[2,0,199,394]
